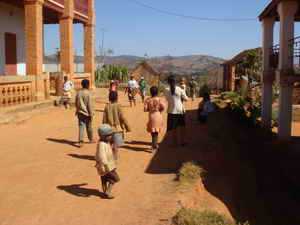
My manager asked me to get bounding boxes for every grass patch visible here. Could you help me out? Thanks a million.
[178,162,206,186]
[173,208,246,225]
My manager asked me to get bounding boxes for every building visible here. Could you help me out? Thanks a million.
[222,48,261,92]
[0,0,95,107]
[131,61,160,86]
[259,0,300,140]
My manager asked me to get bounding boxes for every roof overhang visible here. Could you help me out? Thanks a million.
[222,48,262,66]
[259,0,300,21]
[0,0,88,24]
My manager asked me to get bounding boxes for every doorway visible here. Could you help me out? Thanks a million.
[5,32,17,75]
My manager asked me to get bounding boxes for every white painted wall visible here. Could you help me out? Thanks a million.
[0,2,26,76]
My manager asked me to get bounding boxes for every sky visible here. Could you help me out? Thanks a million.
[44,0,300,60]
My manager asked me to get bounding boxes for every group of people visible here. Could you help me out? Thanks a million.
[72,74,215,199]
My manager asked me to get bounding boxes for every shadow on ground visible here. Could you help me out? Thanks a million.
[122,145,152,153]
[57,183,107,199]
[146,108,300,225]
[47,138,79,148]
[68,154,95,161]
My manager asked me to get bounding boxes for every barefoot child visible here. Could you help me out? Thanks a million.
[144,86,165,151]
[95,124,120,199]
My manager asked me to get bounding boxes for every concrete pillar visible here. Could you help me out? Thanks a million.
[24,0,44,75]
[230,65,236,91]
[222,65,229,91]
[277,0,298,140]
[84,0,95,88]
[24,0,46,101]
[261,17,275,128]
[60,0,74,78]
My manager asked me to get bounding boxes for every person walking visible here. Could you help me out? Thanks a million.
[102,91,131,159]
[109,80,118,93]
[75,79,94,148]
[95,124,120,199]
[61,76,74,109]
[198,92,215,123]
[125,75,139,107]
[139,76,147,103]
[165,75,188,147]
[144,86,165,152]
[189,77,198,101]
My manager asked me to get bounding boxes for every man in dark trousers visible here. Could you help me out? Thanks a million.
[75,79,94,147]
[189,77,198,101]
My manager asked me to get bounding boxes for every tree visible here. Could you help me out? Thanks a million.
[94,64,129,86]
[106,48,114,56]
[239,49,262,82]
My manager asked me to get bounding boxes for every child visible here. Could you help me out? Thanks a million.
[198,92,215,123]
[103,91,131,159]
[62,76,74,109]
[109,80,118,93]
[95,124,120,199]
[144,86,165,151]
[179,78,187,94]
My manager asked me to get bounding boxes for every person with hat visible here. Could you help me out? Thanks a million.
[95,124,120,199]
[139,76,147,103]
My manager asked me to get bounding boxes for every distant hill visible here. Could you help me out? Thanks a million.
[44,54,225,76]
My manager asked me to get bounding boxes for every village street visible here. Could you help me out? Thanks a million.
[2,88,300,225]
[0,89,233,225]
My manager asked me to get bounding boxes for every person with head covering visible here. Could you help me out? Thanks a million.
[164,75,189,147]
[125,75,139,107]
[95,124,120,199]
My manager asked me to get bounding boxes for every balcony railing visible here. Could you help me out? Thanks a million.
[270,36,300,73]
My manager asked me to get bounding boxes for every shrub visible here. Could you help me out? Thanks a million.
[173,208,237,225]
[178,162,206,185]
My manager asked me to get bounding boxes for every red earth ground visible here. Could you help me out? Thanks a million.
[2,89,300,225]
[0,89,234,225]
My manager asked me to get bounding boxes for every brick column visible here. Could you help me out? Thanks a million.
[60,0,74,78]
[277,1,298,140]
[84,0,95,88]
[261,17,275,129]
[24,0,44,75]
[25,0,46,101]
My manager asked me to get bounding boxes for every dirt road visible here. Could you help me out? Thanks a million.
[2,88,300,225]
[0,89,232,225]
